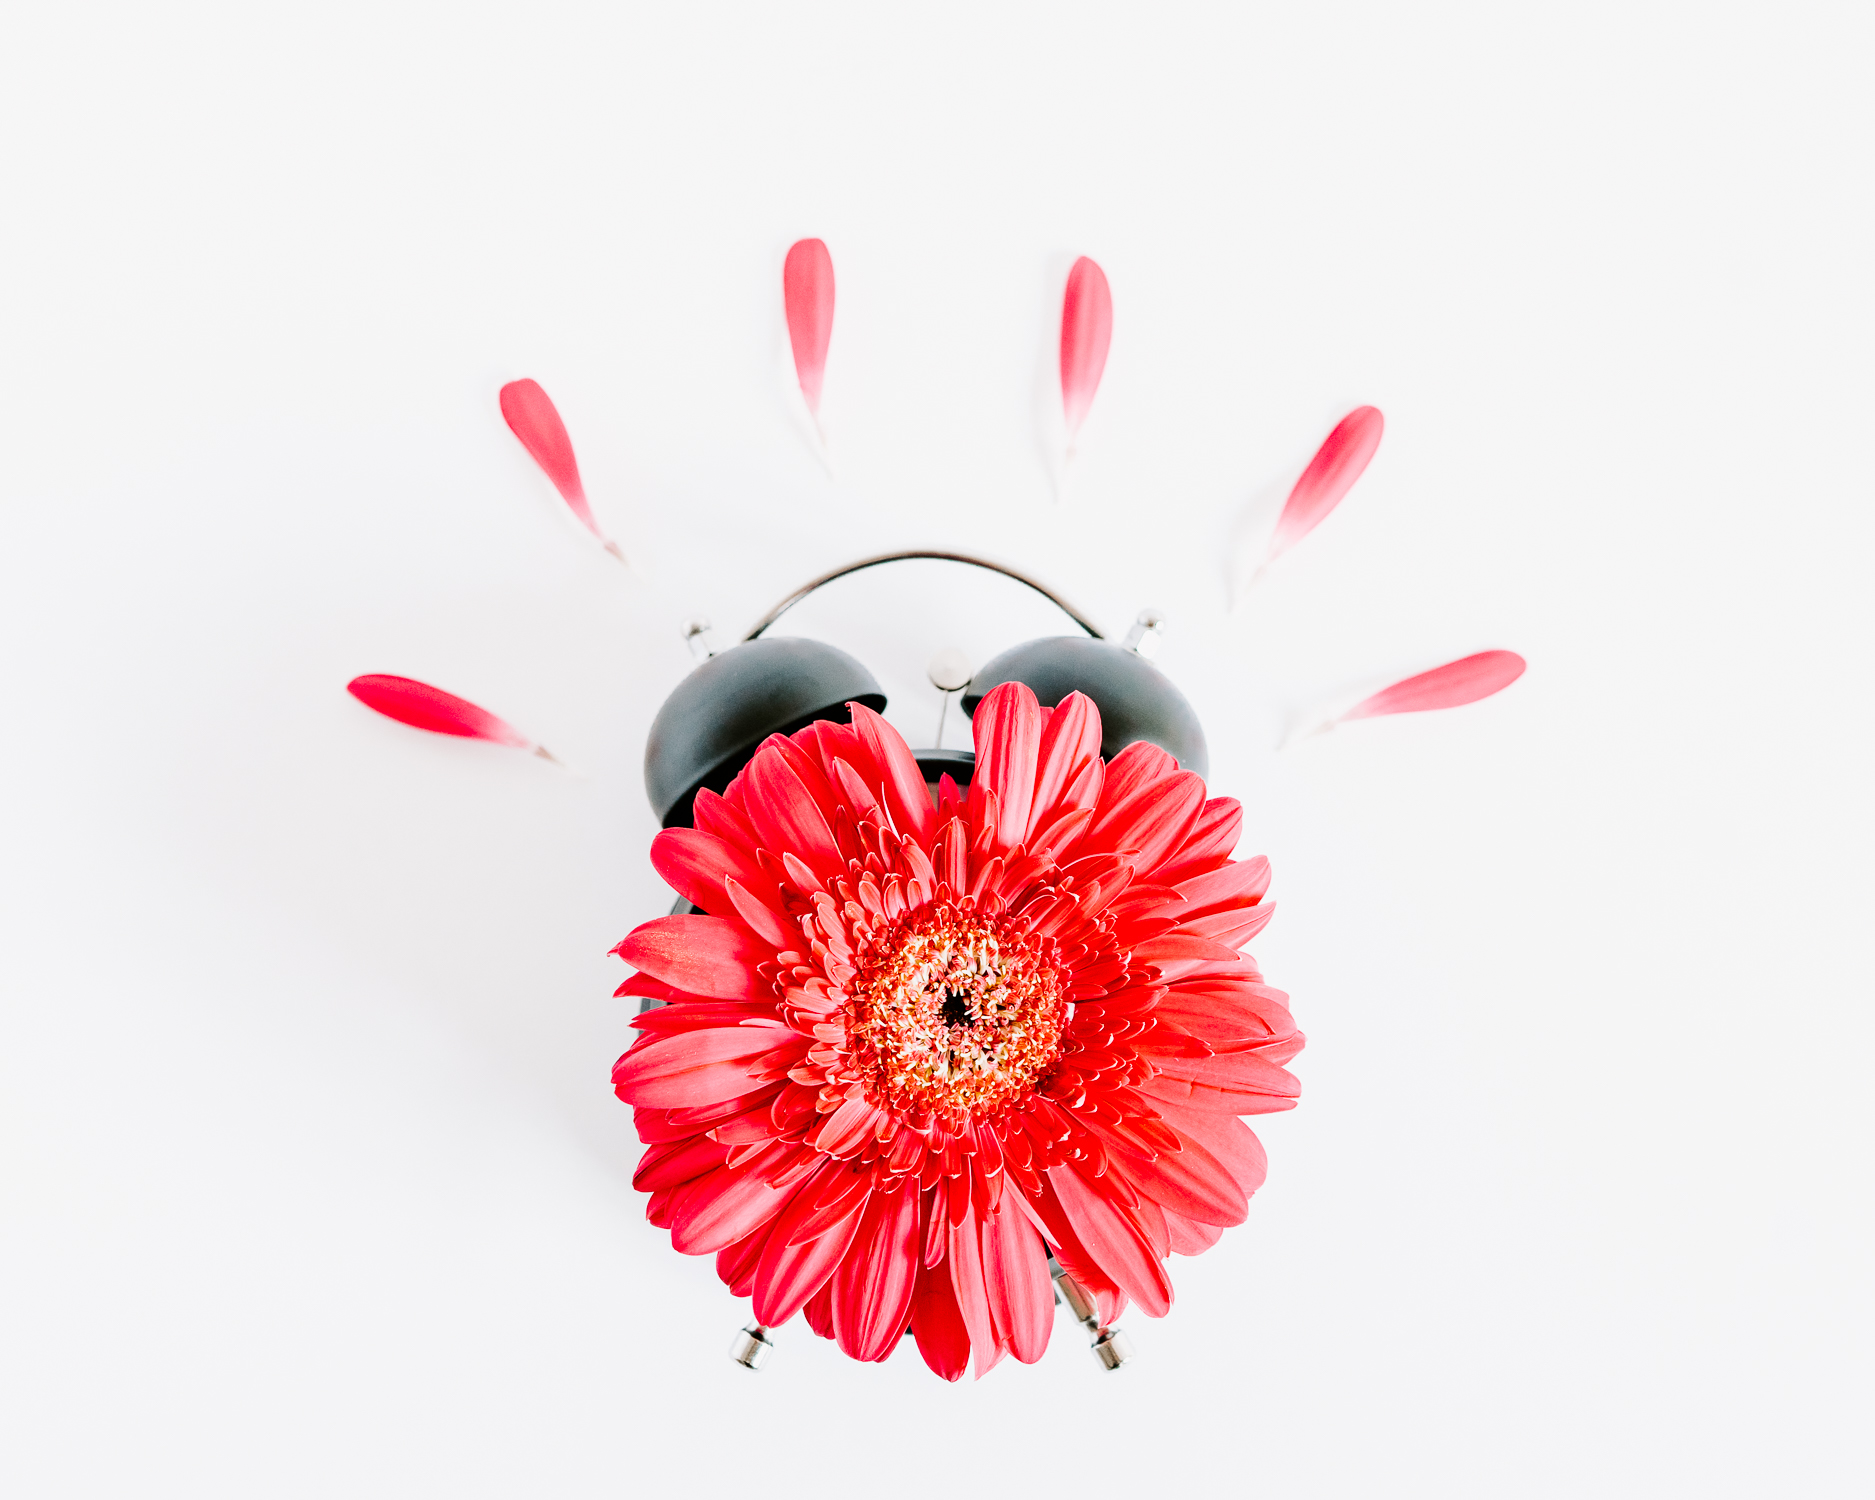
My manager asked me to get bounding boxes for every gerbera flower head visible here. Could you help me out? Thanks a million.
[612,682,1301,1378]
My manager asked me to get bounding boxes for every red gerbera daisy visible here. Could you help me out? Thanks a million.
[611,682,1302,1378]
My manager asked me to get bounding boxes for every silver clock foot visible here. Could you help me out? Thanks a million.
[729,1323,774,1370]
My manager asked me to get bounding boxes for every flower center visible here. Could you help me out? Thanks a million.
[843,903,1069,1124]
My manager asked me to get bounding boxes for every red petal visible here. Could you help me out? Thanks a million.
[757,1161,850,1245]
[762,732,843,821]
[1153,797,1243,886]
[1046,1163,1173,1318]
[1181,903,1275,947]
[1017,1179,1128,1321]
[1268,406,1383,563]
[634,1106,700,1145]
[614,915,769,1001]
[1097,739,1179,806]
[803,1285,835,1339]
[1173,856,1271,919]
[1130,1191,1171,1260]
[1060,256,1113,439]
[498,378,605,540]
[1162,1210,1224,1256]
[828,757,882,821]
[1248,1031,1306,1067]
[650,827,776,919]
[783,239,835,415]
[1139,1072,1299,1117]
[832,1186,921,1363]
[1144,1046,1300,1098]
[910,1244,971,1381]
[740,748,842,880]
[848,702,937,844]
[611,1028,788,1108]
[668,1145,798,1254]
[979,1202,1054,1364]
[664,1084,788,1132]
[613,972,678,1001]
[1028,691,1103,843]
[946,1201,1004,1378]
[788,1170,873,1247]
[1152,987,1292,1050]
[797,718,864,778]
[1152,1100,1269,1198]
[752,1185,865,1326]
[1122,1124,1248,1228]
[1027,799,1097,864]
[933,816,969,896]
[1342,650,1527,721]
[724,878,793,950]
[968,682,1042,854]
[612,1025,788,1073]
[346,675,533,749]
[630,999,785,1035]
[716,1225,769,1297]
[1164,976,1294,1032]
[1132,932,1250,979]
[692,788,763,858]
[1084,771,1205,877]
[633,1134,729,1193]
[809,1096,889,1158]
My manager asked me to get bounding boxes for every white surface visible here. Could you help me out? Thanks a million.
[3,5,1871,1496]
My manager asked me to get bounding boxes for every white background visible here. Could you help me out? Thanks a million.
[3,4,1870,1496]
